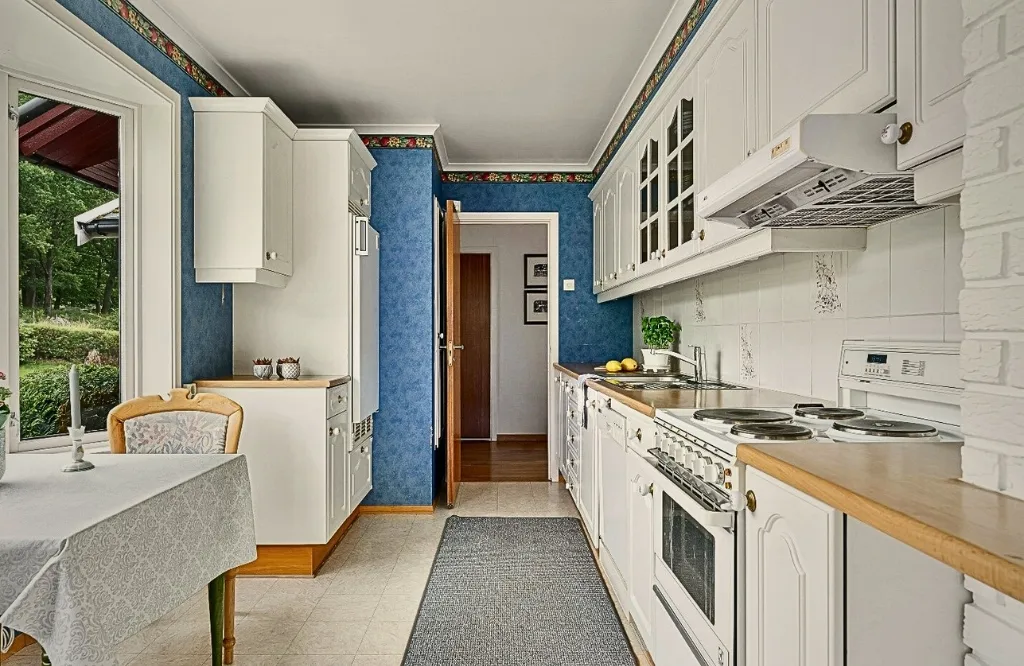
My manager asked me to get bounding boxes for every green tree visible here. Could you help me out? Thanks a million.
[18,161,115,315]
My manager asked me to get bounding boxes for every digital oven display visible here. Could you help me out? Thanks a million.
[867,353,888,364]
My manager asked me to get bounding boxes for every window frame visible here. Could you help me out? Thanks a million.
[5,78,137,452]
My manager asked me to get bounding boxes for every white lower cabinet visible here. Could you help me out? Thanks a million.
[199,383,355,545]
[579,396,600,542]
[598,403,630,594]
[744,467,844,666]
[627,449,656,645]
[349,430,372,508]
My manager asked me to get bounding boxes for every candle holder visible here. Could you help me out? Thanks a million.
[62,426,94,473]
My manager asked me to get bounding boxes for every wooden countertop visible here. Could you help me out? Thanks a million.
[738,441,1024,603]
[194,375,350,389]
[553,362,820,418]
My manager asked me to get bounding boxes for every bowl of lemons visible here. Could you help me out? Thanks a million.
[603,357,638,373]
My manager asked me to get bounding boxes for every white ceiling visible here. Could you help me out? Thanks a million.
[157,0,676,168]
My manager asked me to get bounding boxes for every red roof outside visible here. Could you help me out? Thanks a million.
[18,101,119,192]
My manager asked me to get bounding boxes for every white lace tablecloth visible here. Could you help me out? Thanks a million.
[0,454,256,666]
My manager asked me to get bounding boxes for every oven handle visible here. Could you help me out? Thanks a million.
[655,468,735,530]
[654,585,715,666]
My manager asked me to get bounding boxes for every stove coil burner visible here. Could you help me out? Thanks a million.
[794,407,866,421]
[693,408,792,426]
[730,422,815,441]
[830,419,938,438]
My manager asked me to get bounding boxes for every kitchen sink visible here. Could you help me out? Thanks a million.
[601,375,749,391]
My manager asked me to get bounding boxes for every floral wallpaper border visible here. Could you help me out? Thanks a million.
[362,135,435,150]
[593,0,716,177]
[442,172,595,184]
[97,0,230,97]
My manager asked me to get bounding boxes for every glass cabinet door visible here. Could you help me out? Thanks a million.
[663,74,698,264]
[637,122,662,275]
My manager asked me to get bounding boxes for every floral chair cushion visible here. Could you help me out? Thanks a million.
[123,411,230,454]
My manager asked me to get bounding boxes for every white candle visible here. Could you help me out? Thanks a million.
[69,365,81,430]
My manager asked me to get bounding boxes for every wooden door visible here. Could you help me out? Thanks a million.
[459,253,490,439]
[745,467,844,666]
[445,201,463,507]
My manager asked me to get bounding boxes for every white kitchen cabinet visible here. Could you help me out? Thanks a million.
[349,425,373,508]
[350,158,372,217]
[745,467,844,666]
[662,67,702,265]
[598,401,629,595]
[627,449,656,645]
[198,380,354,545]
[615,162,638,284]
[192,97,298,287]
[895,0,966,169]
[579,396,600,543]
[602,187,619,288]
[698,0,756,250]
[637,120,664,276]
[756,0,895,143]
[593,198,605,293]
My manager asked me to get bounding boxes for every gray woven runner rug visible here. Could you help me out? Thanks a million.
[402,516,637,666]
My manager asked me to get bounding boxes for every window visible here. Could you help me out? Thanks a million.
[4,79,134,451]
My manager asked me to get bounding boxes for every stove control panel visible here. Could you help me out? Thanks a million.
[840,342,962,391]
[654,419,741,510]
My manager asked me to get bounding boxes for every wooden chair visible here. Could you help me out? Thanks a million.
[108,388,244,664]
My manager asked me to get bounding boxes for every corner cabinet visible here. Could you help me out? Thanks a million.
[745,467,844,666]
[192,97,299,287]
[757,0,895,142]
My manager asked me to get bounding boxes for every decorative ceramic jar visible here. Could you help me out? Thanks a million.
[277,358,301,380]
[253,363,274,380]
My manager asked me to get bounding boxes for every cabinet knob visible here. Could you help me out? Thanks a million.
[745,490,757,513]
[566,482,573,491]
[360,198,370,207]
[329,426,341,436]
[638,483,653,497]
[266,251,278,260]
[360,445,368,454]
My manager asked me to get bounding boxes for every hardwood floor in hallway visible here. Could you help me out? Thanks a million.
[460,436,548,482]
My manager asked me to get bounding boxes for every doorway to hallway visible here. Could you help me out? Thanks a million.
[459,253,491,439]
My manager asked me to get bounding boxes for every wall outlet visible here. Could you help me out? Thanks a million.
[563,279,575,291]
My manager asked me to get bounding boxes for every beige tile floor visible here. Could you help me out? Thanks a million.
[3,482,644,666]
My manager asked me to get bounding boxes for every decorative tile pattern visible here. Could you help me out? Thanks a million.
[96,0,230,96]
[814,252,843,315]
[594,0,717,177]
[442,172,595,184]
[740,323,757,383]
[694,279,706,322]
[440,181,633,363]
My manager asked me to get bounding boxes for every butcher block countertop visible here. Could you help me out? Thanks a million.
[739,441,1024,603]
[553,362,819,418]
[194,375,350,389]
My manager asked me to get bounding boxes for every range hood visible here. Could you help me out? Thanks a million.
[697,114,939,229]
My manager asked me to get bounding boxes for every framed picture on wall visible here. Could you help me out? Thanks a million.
[524,291,548,325]
[524,254,548,289]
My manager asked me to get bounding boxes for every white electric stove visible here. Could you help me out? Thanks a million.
[647,340,963,666]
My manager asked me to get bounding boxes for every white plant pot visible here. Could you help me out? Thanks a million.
[642,349,670,371]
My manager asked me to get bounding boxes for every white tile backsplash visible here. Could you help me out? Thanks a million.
[633,209,961,401]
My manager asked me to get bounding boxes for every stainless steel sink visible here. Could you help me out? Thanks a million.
[601,375,749,391]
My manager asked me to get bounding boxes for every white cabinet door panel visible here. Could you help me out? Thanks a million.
[327,412,349,535]
[895,0,966,169]
[758,0,895,142]
[263,116,293,275]
[593,198,604,293]
[616,163,638,282]
[745,467,843,666]
[627,451,655,644]
[603,187,619,287]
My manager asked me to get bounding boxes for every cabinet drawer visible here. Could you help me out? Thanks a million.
[566,428,581,459]
[327,384,349,419]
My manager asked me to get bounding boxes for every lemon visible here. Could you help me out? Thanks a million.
[605,360,623,373]
[621,357,638,371]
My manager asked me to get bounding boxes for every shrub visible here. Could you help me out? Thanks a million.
[21,323,119,363]
[18,364,119,439]
[19,326,38,363]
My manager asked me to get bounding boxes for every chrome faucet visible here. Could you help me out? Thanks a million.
[651,346,706,383]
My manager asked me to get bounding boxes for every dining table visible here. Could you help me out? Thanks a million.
[0,453,257,666]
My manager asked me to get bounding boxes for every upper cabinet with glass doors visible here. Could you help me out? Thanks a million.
[636,120,662,276]
[661,70,700,265]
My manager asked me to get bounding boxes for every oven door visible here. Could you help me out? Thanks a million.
[653,468,736,666]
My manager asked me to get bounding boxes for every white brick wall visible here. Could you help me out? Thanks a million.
[961,0,1024,662]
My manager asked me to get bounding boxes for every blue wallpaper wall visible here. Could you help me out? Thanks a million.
[53,0,233,384]
[440,182,633,363]
[363,148,436,507]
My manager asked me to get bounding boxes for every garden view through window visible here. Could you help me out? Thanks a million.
[17,91,121,442]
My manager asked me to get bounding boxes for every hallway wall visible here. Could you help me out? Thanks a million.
[461,224,548,436]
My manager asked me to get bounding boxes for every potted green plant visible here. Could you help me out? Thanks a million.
[0,369,10,482]
[641,315,681,371]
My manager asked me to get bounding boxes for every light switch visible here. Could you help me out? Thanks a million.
[562,279,575,291]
